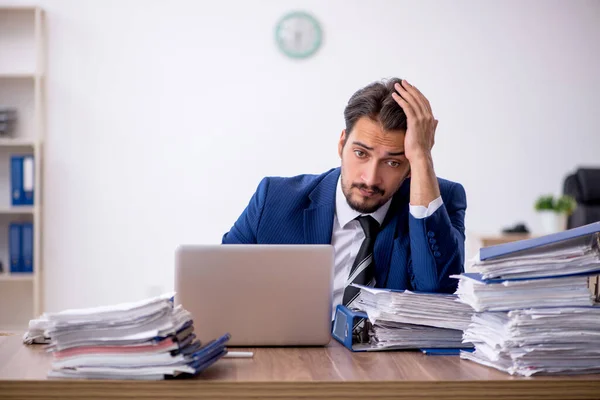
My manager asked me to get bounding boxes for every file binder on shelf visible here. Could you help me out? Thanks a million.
[7,223,34,274]
[22,156,35,205]
[10,155,35,206]
[10,156,23,206]
[21,222,34,273]
[9,223,22,273]
[331,305,471,354]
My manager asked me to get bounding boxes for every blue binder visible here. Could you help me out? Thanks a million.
[480,221,600,261]
[332,305,369,351]
[421,348,474,356]
[10,156,23,206]
[10,155,34,206]
[9,223,22,273]
[21,156,35,206]
[332,305,473,354]
[21,222,34,273]
[462,270,600,284]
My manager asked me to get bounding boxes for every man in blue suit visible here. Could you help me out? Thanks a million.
[222,78,466,311]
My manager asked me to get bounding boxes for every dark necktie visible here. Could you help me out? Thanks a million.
[342,215,380,308]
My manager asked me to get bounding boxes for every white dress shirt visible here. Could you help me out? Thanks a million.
[330,177,443,317]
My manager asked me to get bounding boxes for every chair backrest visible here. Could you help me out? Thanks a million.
[563,168,600,229]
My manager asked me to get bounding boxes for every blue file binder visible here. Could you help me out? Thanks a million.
[22,156,34,205]
[21,222,33,273]
[421,348,474,356]
[332,305,369,351]
[462,270,600,284]
[10,155,34,206]
[480,221,600,261]
[10,156,23,206]
[9,223,22,273]
[332,305,472,354]
[172,332,231,378]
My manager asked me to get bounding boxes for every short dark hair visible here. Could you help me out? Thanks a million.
[343,77,407,142]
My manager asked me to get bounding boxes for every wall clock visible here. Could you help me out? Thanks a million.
[275,11,322,59]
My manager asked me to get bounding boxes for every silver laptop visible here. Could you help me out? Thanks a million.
[174,244,334,346]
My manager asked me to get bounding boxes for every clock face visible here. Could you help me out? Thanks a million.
[275,11,322,59]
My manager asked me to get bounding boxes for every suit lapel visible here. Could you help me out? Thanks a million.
[374,179,410,287]
[303,169,339,244]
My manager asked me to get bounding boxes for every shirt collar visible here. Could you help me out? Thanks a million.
[335,175,392,229]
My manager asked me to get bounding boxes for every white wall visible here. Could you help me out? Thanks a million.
[2,0,599,312]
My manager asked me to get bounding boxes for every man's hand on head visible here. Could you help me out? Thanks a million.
[391,80,438,164]
[391,79,441,207]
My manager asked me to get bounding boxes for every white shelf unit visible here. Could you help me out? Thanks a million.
[0,6,45,330]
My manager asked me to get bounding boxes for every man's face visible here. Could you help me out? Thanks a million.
[338,116,410,214]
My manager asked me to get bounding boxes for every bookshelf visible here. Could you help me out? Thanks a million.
[0,6,45,329]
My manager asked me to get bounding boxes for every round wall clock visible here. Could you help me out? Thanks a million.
[275,11,323,59]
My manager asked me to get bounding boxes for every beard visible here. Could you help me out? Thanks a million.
[341,177,388,214]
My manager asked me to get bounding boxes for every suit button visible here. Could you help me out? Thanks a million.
[434,251,441,257]
[427,231,435,238]
[433,245,439,251]
[429,238,436,244]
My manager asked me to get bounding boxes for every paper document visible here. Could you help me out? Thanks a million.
[344,284,474,351]
[24,293,230,380]
[352,284,473,331]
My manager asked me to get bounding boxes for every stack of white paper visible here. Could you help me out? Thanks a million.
[367,321,466,350]
[32,293,230,380]
[351,284,474,350]
[460,307,600,376]
[353,284,473,331]
[453,274,595,312]
[455,226,600,376]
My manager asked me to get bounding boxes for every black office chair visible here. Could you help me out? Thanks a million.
[563,168,600,229]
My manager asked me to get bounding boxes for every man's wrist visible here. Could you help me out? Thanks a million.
[408,150,440,207]
[408,150,434,170]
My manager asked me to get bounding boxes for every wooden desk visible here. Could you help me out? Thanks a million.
[1,335,599,399]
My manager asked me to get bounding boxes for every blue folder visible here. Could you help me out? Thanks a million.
[9,223,22,273]
[331,305,472,354]
[180,332,231,377]
[461,270,600,284]
[10,156,23,206]
[332,305,369,351]
[10,155,35,206]
[21,222,33,273]
[158,331,231,379]
[421,348,474,356]
[480,221,600,261]
[22,155,35,205]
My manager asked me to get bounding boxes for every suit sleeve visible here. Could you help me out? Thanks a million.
[221,178,269,244]
[407,182,467,293]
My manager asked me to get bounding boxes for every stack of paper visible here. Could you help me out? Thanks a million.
[460,307,600,376]
[454,222,600,376]
[453,273,595,312]
[351,284,474,350]
[367,321,466,350]
[38,293,230,380]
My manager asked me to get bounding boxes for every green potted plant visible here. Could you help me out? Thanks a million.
[534,194,576,233]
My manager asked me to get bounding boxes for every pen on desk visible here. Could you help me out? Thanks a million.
[224,351,254,358]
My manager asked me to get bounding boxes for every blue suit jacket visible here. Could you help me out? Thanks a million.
[222,167,467,293]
